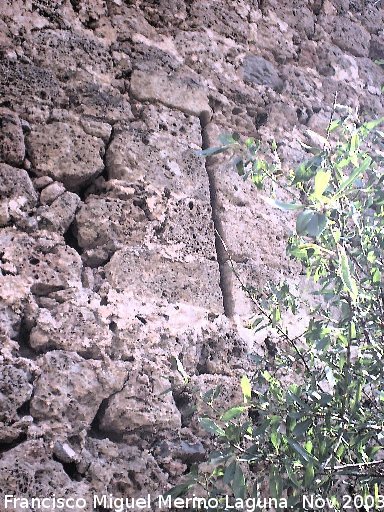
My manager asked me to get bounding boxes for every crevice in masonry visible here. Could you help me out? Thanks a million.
[199,112,235,318]
[17,317,37,360]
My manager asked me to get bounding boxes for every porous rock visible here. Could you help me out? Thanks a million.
[99,359,181,435]
[0,109,25,166]
[38,191,81,234]
[130,70,211,116]
[26,122,104,192]
[30,351,127,435]
[0,229,82,295]
[243,55,284,92]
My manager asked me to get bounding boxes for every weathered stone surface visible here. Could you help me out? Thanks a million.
[106,107,209,200]
[369,34,384,61]
[38,191,81,234]
[0,440,90,502]
[105,245,222,311]
[27,122,104,191]
[0,229,82,295]
[130,70,211,116]
[24,29,112,77]
[0,0,383,500]
[0,364,34,442]
[30,294,113,358]
[0,59,68,111]
[68,78,133,123]
[39,181,66,205]
[0,109,25,166]
[0,163,37,226]
[99,359,181,435]
[31,351,127,435]
[80,117,112,143]
[243,55,284,91]
[75,194,148,265]
[328,16,371,57]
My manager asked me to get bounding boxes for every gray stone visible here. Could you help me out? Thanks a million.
[106,106,209,201]
[0,359,35,443]
[99,360,181,435]
[130,70,211,116]
[329,16,371,57]
[0,164,37,224]
[0,229,82,295]
[243,55,284,91]
[105,245,223,311]
[26,122,105,192]
[0,109,25,166]
[40,181,66,205]
[29,296,113,358]
[39,191,81,234]
[31,351,127,435]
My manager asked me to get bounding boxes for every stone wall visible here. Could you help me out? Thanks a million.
[0,0,383,505]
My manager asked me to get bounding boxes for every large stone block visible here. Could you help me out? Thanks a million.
[27,122,104,192]
[0,163,37,226]
[130,70,211,116]
[0,109,25,166]
[99,359,181,435]
[31,351,127,435]
[0,229,82,295]
[29,295,113,358]
[105,245,222,311]
[106,106,209,201]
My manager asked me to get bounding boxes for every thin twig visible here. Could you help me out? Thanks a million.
[214,228,319,381]
[324,459,384,471]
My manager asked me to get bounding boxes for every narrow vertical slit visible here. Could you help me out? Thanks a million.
[199,112,235,318]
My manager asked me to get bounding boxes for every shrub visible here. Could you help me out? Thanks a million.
[170,107,384,510]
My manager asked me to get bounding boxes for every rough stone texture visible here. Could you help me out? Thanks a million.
[0,163,37,226]
[0,109,25,166]
[30,351,127,437]
[26,122,105,191]
[29,293,112,358]
[39,182,66,205]
[105,246,222,312]
[0,229,82,295]
[38,191,81,234]
[131,70,211,116]
[100,359,181,435]
[243,55,285,91]
[0,0,383,502]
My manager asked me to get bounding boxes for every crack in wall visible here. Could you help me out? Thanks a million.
[199,112,234,318]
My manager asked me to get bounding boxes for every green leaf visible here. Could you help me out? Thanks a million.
[349,131,360,154]
[241,375,252,403]
[332,156,372,199]
[196,146,229,157]
[199,418,226,437]
[293,155,323,184]
[232,464,246,500]
[221,406,246,422]
[313,170,331,199]
[271,429,281,451]
[337,245,358,301]
[202,385,222,404]
[293,418,312,438]
[328,119,341,132]
[266,198,304,211]
[296,210,328,237]
[269,466,283,500]
[223,460,236,485]
[164,480,195,499]
[304,463,315,488]
[286,438,318,465]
